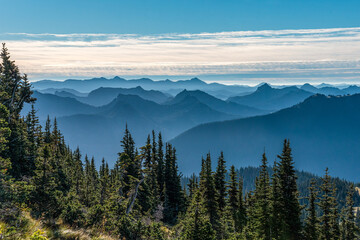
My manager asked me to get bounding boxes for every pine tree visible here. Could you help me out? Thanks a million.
[270,160,282,239]
[32,145,61,219]
[99,158,110,205]
[188,174,198,200]
[163,144,184,224]
[237,177,246,233]
[156,132,165,201]
[228,165,239,230]
[0,43,35,120]
[44,116,52,144]
[0,104,13,217]
[251,152,271,239]
[304,179,319,240]
[118,126,140,196]
[180,190,216,240]
[199,153,219,229]
[277,139,302,239]
[121,124,136,161]
[214,151,227,213]
[72,147,83,196]
[344,183,356,240]
[319,168,339,240]
[25,104,41,176]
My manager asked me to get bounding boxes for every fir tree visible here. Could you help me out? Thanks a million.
[199,153,219,228]
[251,152,271,239]
[228,165,239,230]
[319,168,339,240]
[0,104,13,217]
[344,183,356,240]
[214,151,227,213]
[25,104,41,176]
[237,177,247,233]
[99,158,110,205]
[188,174,198,200]
[163,144,184,224]
[157,132,165,201]
[277,139,302,239]
[304,179,319,240]
[270,160,282,239]
[180,190,216,240]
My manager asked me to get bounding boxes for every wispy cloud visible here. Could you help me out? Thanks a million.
[2,27,360,84]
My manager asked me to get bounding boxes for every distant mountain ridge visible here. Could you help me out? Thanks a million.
[166,89,266,116]
[32,77,257,99]
[227,83,314,111]
[56,86,171,106]
[25,88,267,165]
[171,93,360,181]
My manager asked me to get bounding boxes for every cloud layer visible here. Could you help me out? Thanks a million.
[2,27,360,84]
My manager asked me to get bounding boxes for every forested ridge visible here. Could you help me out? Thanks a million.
[1,44,360,239]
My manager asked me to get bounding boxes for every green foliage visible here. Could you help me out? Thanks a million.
[180,190,216,240]
[303,179,319,240]
[319,168,340,240]
[30,229,48,240]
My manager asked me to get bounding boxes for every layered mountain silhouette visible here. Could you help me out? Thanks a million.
[22,91,97,120]
[171,94,360,181]
[26,88,267,164]
[165,89,266,116]
[32,77,256,98]
[56,86,171,106]
[301,83,360,95]
[227,83,314,111]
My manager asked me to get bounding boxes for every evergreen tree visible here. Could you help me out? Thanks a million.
[228,165,239,230]
[0,104,13,218]
[344,183,356,240]
[121,124,136,161]
[99,158,110,205]
[72,147,83,196]
[25,104,41,176]
[180,190,216,240]
[188,174,198,200]
[270,160,282,239]
[199,153,219,229]
[251,152,271,239]
[163,144,184,224]
[156,132,165,201]
[319,168,339,240]
[237,177,247,233]
[214,151,227,213]
[304,179,319,240]
[277,139,302,239]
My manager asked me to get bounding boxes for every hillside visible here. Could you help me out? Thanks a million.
[171,94,360,180]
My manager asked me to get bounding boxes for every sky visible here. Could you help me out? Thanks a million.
[1,0,360,84]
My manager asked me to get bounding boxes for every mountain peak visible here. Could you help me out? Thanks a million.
[189,77,205,84]
[257,83,272,91]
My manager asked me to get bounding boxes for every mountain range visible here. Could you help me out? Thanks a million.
[33,77,256,99]
[26,77,360,180]
[228,83,314,111]
[171,94,360,181]
[55,86,171,106]
[24,87,267,164]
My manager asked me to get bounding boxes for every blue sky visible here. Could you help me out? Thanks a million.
[1,0,360,84]
[2,0,360,34]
